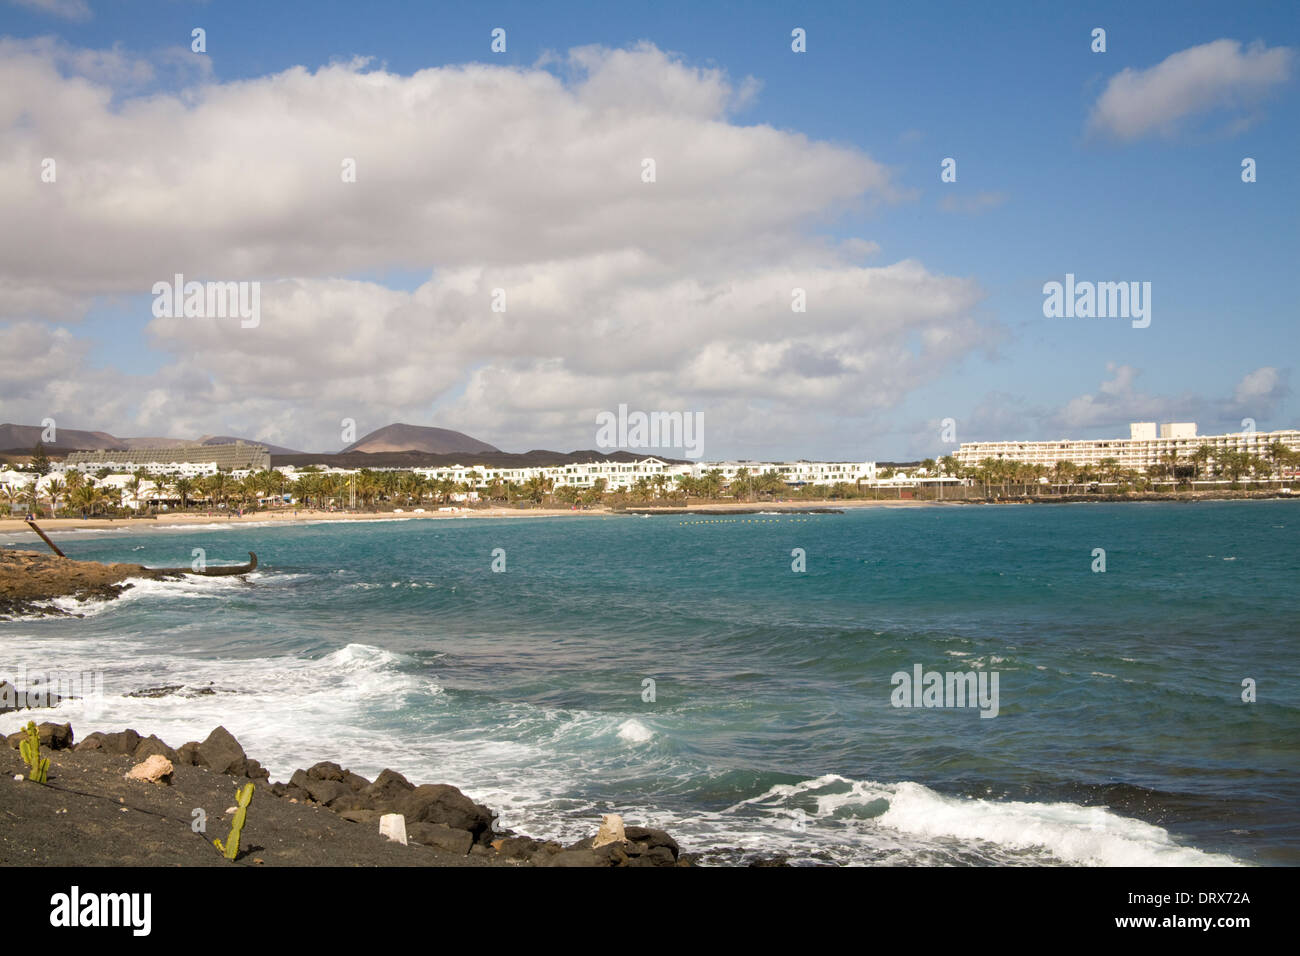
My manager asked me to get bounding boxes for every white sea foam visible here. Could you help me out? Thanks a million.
[0,642,435,778]
[724,774,1239,867]
[0,628,1244,867]
[24,574,250,619]
[616,718,655,744]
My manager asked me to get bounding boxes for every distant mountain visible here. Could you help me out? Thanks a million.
[0,423,125,451]
[340,423,499,456]
[0,423,299,456]
[116,436,194,450]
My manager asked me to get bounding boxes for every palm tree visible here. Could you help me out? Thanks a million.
[756,469,785,498]
[171,476,195,510]
[1221,451,1251,484]
[70,483,99,517]
[125,476,144,514]
[580,477,607,506]
[209,472,229,509]
[1190,445,1213,482]
[1266,441,1290,478]
[1158,451,1179,488]
[701,469,724,500]
[727,467,751,501]
[1052,460,1076,494]
[523,474,552,504]
[23,482,40,517]
[44,477,65,518]
[1099,457,1121,487]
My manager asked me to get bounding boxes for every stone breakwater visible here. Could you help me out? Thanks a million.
[0,549,177,620]
[3,721,700,868]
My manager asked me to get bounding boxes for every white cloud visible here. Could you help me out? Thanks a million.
[1088,39,1293,141]
[957,364,1292,444]
[0,39,993,454]
[1231,366,1289,412]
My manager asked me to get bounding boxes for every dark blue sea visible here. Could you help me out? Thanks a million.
[4,500,1297,865]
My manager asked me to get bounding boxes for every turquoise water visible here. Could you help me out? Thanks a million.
[3,501,1298,865]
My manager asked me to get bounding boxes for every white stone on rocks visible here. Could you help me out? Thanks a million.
[593,813,626,848]
[379,813,408,845]
[125,754,173,784]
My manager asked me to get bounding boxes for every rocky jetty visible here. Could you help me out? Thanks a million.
[0,549,176,620]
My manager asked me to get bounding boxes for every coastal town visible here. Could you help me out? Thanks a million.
[2,421,1297,518]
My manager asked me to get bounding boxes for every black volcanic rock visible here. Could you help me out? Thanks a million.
[195,725,248,775]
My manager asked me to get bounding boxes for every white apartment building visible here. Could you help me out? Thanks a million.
[414,457,685,491]
[274,457,877,493]
[55,459,219,478]
[956,423,1300,473]
[668,460,877,486]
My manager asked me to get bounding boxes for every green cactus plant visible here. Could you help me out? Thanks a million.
[19,721,48,784]
[214,782,254,860]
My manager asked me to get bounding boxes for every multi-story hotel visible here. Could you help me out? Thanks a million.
[955,423,1300,473]
[61,441,271,474]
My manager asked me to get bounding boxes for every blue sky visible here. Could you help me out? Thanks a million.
[1,0,1296,457]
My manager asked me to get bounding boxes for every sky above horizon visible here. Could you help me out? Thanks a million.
[1,0,1296,459]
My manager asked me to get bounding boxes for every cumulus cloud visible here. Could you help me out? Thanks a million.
[1088,39,1294,141]
[1051,363,1179,431]
[0,39,993,454]
[956,364,1293,444]
[1231,366,1290,414]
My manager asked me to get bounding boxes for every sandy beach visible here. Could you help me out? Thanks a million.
[0,498,936,535]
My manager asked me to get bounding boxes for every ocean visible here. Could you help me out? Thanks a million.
[3,501,1297,865]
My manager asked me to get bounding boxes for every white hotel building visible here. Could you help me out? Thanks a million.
[400,458,877,491]
[955,422,1300,473]
[275,458,877,492]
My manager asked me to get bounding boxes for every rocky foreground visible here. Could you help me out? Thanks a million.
[0,549,176,620]
[1,721,695,867]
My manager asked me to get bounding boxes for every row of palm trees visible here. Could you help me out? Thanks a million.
[8,439,1297,517]
[6,464,814,515]
[951,441,1298,496]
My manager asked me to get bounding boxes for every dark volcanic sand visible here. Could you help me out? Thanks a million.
[0,746,505,867]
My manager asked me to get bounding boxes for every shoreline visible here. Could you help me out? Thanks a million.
[0,500,922,535]
[0,549,178,619]
[3,489,1295,536]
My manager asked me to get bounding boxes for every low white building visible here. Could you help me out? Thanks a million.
[411,457,877,492]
